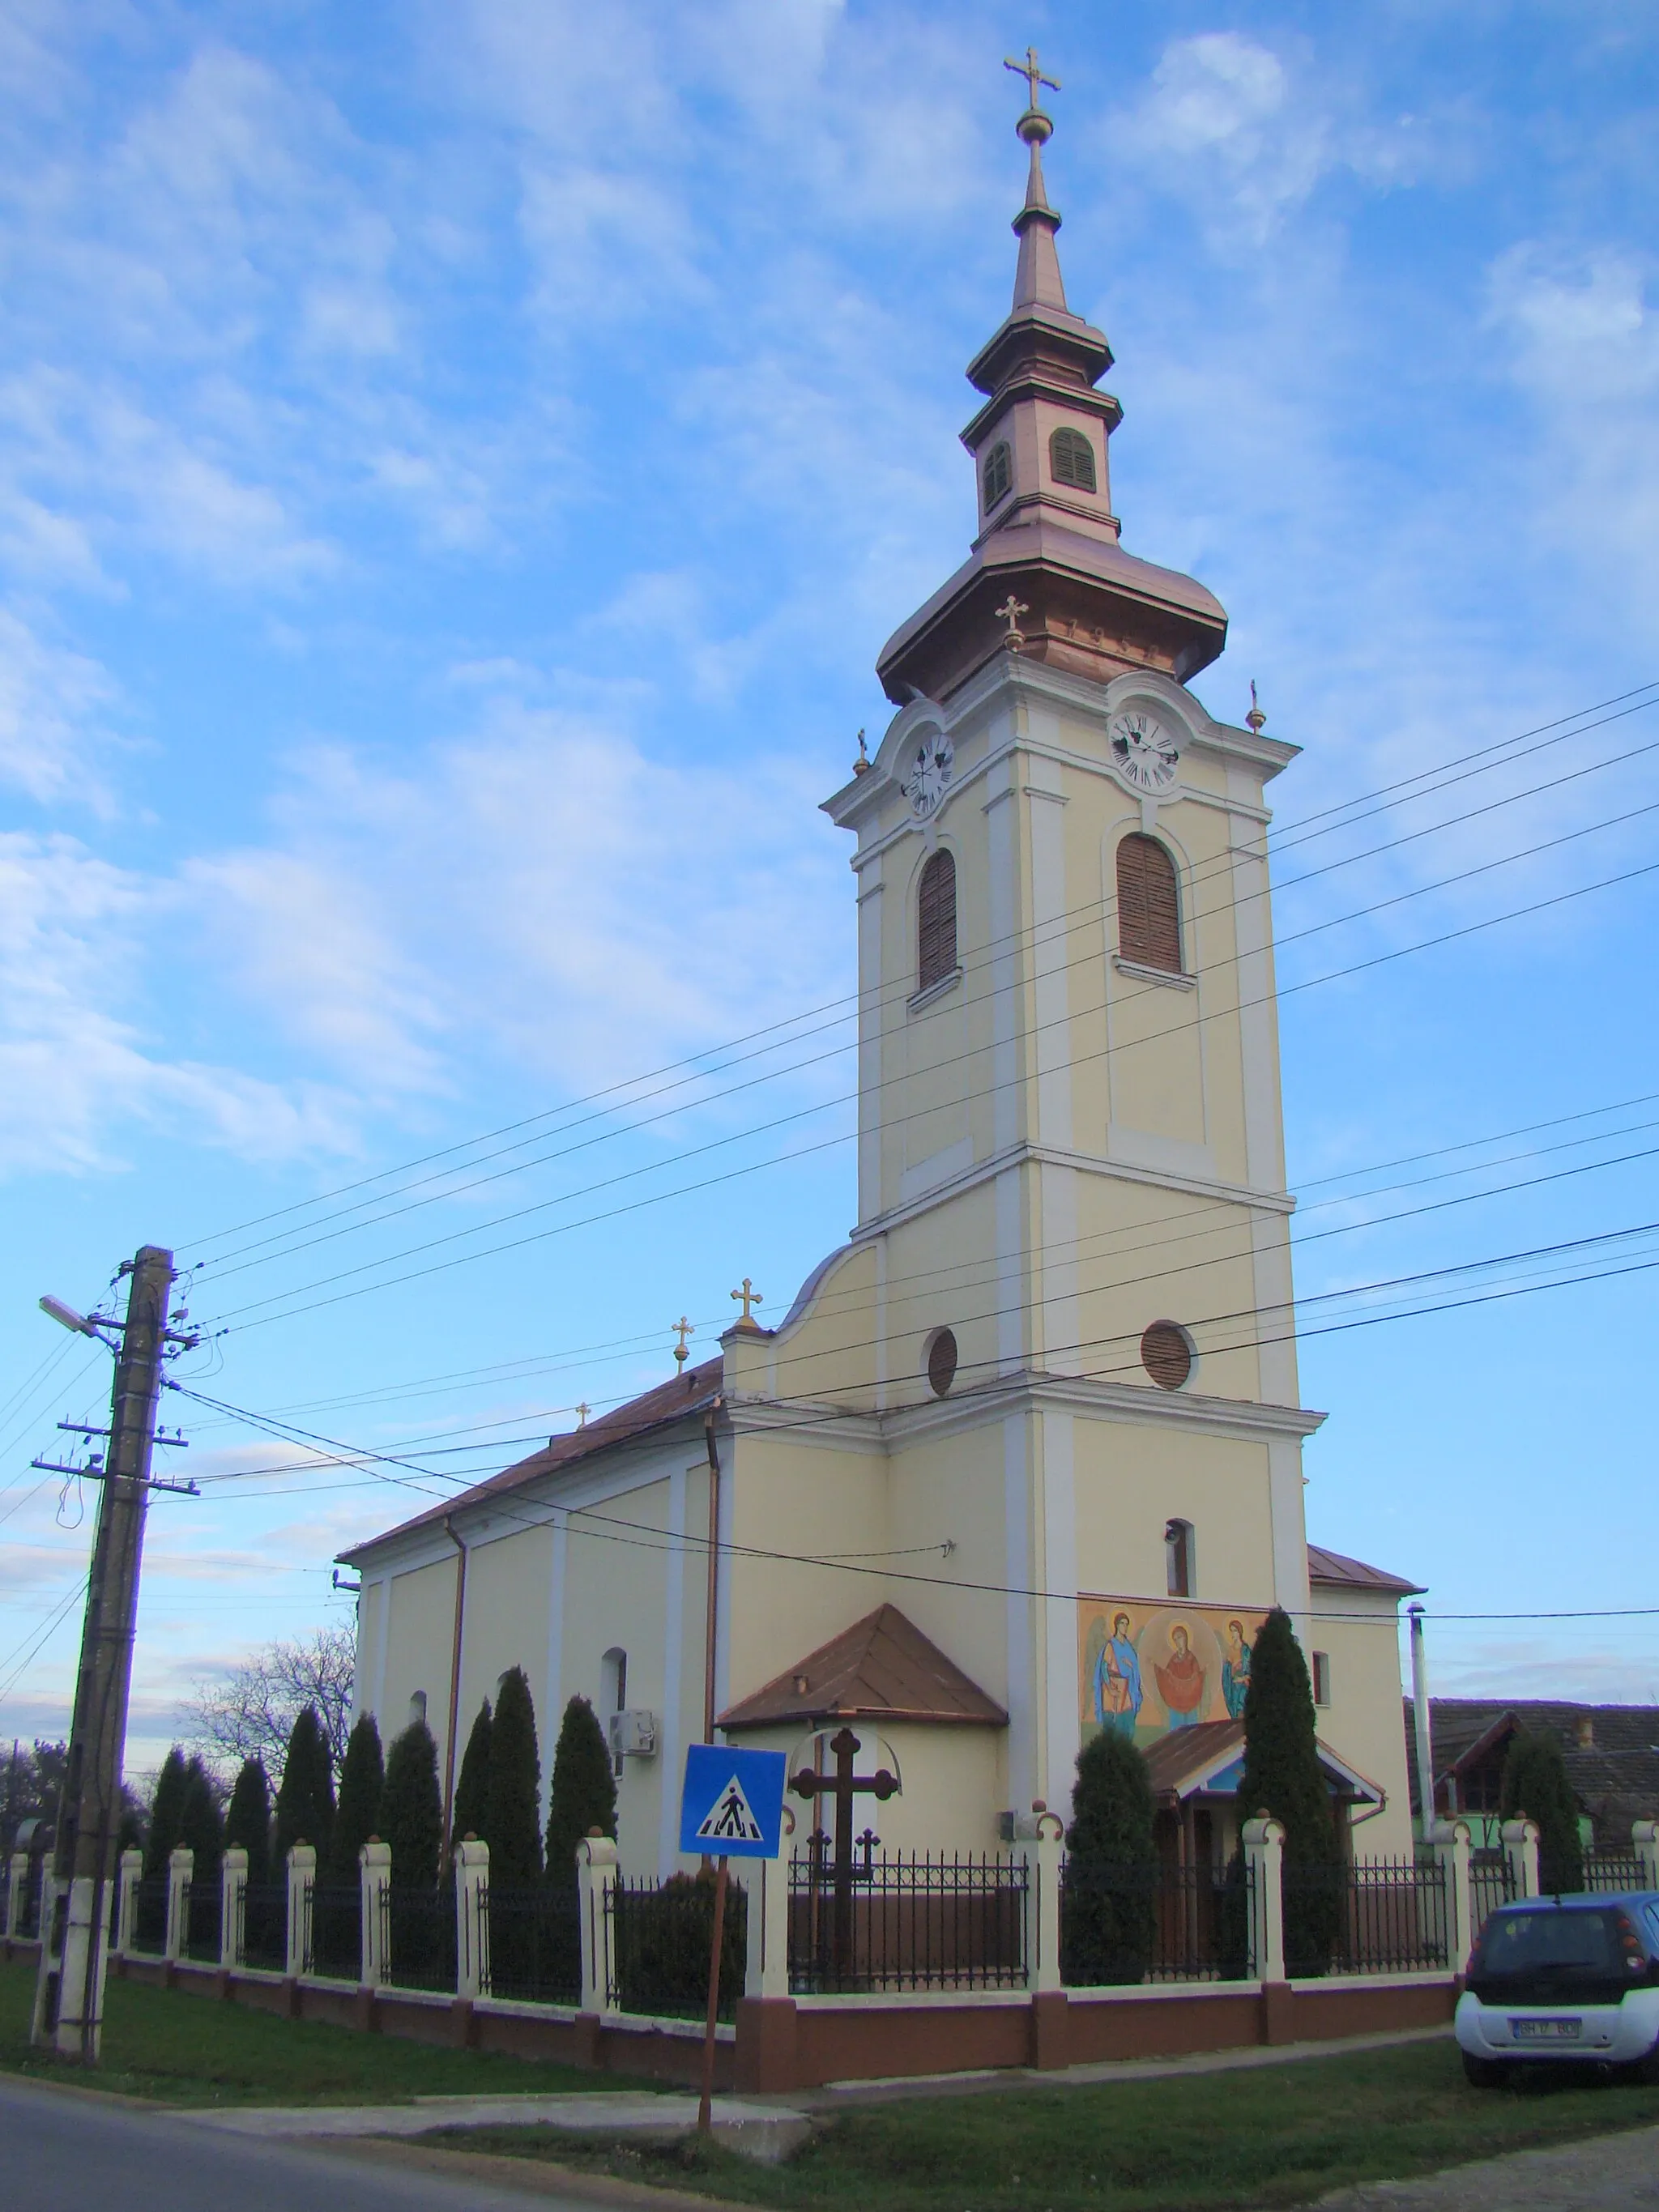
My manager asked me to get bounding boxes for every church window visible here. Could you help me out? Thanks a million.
[1049,425,1097,492]
[1141,1319,1192,1391]
[926,1327,958,1396]
[918,849,957,991]
[982,441,1012,510]
[601,1647,628,1777]
[1312,1652,1332,1707]
[1116,833,1183,974]
[1165,1518,1194,1599]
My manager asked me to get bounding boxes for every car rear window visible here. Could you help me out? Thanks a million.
[1479,1908,1623,1975]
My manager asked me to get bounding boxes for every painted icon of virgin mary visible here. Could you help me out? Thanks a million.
[1155,1623,1206,1729]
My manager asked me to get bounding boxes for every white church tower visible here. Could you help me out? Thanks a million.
[343,72,1418,1873]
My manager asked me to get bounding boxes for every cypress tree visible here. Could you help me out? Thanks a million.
[143,1747,190,1880]
[377,1720,442,1888]
[224,1758,272,1886]
[330,1714,385,1884]
[1062,1730,1158,1985]
[1500,1729,1584,1894]
[486,1668,544,1888]
[1235,1609,1341,1975]
[545,1695,616,1890]
[450,1699,493,1854]
[177,1756,224,1885]
[274,1704,336,1869]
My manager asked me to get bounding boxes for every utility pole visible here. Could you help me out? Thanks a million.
[31,1245,181,2061]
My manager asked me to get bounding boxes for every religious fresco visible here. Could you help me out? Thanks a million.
[1077,1596,1272,1748]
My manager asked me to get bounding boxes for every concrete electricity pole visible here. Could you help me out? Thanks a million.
[31,1245,190,2061]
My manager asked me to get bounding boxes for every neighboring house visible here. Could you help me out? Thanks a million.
[1405,1699,1659,1852]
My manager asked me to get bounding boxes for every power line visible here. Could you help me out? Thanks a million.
[179,683,1659,1278]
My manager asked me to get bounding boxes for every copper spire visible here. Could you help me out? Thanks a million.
[1004,47,1067,312]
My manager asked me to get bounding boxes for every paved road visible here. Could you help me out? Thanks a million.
[0,2075,592,2212]
[1311,2120,1659,2210]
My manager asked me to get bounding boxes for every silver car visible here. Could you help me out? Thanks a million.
[1456,1892,1659,2085]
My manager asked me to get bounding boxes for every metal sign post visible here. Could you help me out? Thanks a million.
[677,1745,787,2135]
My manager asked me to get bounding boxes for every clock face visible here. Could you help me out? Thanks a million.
[903,731,954,818]
[1110,711,1180,792]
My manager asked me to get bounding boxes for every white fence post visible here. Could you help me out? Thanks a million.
[1427,1819,1473,1973]
[220,1848,248,1969]
[1502,1818,1540,1900]
[1242,1818,1286,1983]
[744,1805,795,2001]
[164,1846,193,1963]
[285,1843,316,1977]
[455,1836,489,2000]
[360,1839,390,1987]
[576,1834,619,2015]
[1023,1809,1065,1994]
[7,1851,30,1937]
[1631,1821,1659,1893]
[113,1848,142,1958]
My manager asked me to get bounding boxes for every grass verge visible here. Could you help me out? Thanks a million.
[437,2040,1659,2212]
[0,1955,653,2108]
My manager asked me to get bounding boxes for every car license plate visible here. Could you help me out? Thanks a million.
[1511,2018,1580,2040]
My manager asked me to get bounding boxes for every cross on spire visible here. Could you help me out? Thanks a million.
[1004,45,1060,112]
[730,1276,763,1326]
[672,1315,695,1370]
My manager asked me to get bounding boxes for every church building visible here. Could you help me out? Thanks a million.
[340,78,1421,1873]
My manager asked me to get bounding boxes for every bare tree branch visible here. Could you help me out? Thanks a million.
[181,1626,356,1783]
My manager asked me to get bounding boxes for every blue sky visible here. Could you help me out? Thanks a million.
[2,1,1657,1777]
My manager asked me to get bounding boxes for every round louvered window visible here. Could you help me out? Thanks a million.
[1141,1320,1192,1391]
[926,1328,958,1397]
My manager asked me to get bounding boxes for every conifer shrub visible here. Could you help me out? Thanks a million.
[450,1700,492,1856]
[273,1704,336,1869]
[486,1668,544,1889]
[330,1715,385,1884]
[544,1695,616,1892]
[177,1756,224,1878]
[224,1758,272,1886]
[1061,1729,1158,1985]
[613,1869,747,2021]
[1234,1609,1341,1976]
[1500,1729,1584,1894]
[143,1747,190,1880]
[378,1720,442,1888]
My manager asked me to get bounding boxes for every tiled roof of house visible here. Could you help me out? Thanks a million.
[719,1603,1008,1730]
[1404,1698,1659,1845]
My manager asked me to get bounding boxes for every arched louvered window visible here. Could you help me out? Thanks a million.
[917,848,957,991]
[1049,425,1097,493]
[1115,833,1182,974]
[981,441,1012,510]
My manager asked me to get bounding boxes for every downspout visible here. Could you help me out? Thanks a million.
[1408,1603,1435,1843]
[702,1402,723,1745]
[441,1515,467,1869]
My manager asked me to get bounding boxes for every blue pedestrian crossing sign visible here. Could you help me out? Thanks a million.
[678,1744,788,1859]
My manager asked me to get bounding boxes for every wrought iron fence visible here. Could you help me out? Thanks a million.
[235,1882,288,1971]
[608,1871,746,2020]
[15,1861,45,1940]
[788,1847,1027,1994]
[378,1884,456,1993]
[183,1876,223,1963]
[1469,1850,1516,1938]
[130,1873,168,1955]
[1278,1856,1449,1975]
[482,1882,582,2006]
[1060,1857,1253,1985]
[307,1883,362,1980]
[1584,1853,1646,1894]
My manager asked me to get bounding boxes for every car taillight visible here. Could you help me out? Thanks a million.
[1614,1912,1647,1973]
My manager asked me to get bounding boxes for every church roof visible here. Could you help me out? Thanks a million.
[718,1603,1008,1731]
[1307,1543,1424,1596]
[338,1353,726,1560]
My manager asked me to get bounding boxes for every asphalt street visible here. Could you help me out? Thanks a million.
[0,2074,592,2212]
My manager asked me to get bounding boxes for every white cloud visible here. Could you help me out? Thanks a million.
[0,607,117,804]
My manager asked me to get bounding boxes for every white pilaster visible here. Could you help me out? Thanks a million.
[164,1846,192,1964]
[220,1848,248,1969]
[285,1843,315,1978]
[360,1839,391,1987]
[1242,1816,1286,1982]
[1040,1410,1079,1817]
[455,1835,489,2000]
[577,1834,619,2015]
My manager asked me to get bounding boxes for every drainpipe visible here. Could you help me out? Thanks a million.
[702,1402,723,1745]
[1408,1604,1435,1844]
[441,1515,467,1869]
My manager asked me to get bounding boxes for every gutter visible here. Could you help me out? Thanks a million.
[440,1514,467,1869]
